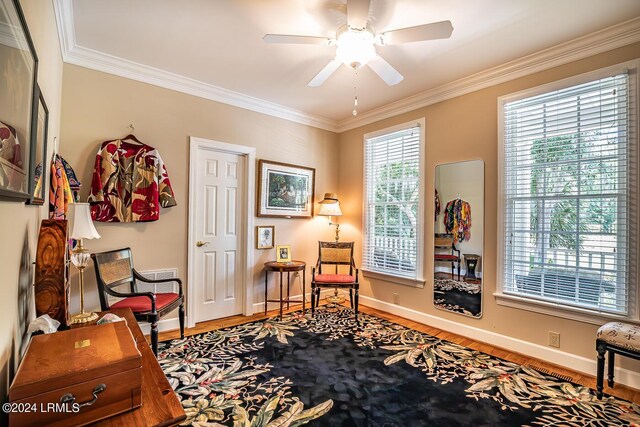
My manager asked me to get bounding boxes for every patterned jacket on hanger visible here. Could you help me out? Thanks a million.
[89,138,176,222]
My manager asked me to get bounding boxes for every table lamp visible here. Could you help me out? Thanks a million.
[317,193,342,243]
[69,203,101,324]
[317,193,345,304]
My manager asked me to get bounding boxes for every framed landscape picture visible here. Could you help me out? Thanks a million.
[257,159,315,218]
[0,0,38,202]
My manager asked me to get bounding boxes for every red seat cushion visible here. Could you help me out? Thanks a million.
[434,254,459,261]
[314,274,356,283]
[111,293,180,313]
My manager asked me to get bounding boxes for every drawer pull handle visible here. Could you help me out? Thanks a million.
[60,383,107,408]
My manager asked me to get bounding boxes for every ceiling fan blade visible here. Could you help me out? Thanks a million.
[347,0,371,30]
[263,34,331,45]
[380,20,453,45]
[367,55,404,86]
[308,59,342,87]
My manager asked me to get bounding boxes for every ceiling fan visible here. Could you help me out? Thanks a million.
[263,0,453,87]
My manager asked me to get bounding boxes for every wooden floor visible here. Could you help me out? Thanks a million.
[158,302,640,404]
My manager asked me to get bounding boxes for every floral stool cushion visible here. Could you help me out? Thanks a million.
[596,322,640,352]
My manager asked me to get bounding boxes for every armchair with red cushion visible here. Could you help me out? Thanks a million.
[434,233,461,280]
[311,241,359,319]
[90,247,184,356]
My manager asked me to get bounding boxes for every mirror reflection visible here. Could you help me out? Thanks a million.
[433,160,484,318]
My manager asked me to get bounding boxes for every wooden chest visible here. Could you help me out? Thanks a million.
[9,322,142,426]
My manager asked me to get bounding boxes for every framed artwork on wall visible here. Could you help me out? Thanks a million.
[257,159,315,218]
[0,0,39,202]
[256,225,275,249]
[27,85,48,205]
[276,245,291,263]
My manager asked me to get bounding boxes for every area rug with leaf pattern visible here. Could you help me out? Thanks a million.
[158,306,640,426]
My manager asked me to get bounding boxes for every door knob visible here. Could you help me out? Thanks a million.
[196,241,209,247]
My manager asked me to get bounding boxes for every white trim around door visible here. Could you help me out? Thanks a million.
[187,136,256,328]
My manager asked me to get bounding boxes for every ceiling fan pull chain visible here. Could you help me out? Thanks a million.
[353,72,359,116]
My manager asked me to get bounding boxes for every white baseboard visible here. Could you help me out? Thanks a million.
[139,317,181,336]
[252,289,336,312]
[359,295,640,390]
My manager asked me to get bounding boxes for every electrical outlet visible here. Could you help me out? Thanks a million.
[393,293,399,304]
[548,331,560,348]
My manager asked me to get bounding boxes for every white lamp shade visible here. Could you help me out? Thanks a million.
[318,202,342,217]
[70,203,101,240]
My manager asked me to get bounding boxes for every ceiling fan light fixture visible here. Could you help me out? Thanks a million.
[335,28,376,69]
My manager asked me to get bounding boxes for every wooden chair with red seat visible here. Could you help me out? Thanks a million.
[90,247,184,356]
[311,241,359,319]
[434,233,461,280]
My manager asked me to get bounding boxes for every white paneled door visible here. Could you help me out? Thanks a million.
[192,148,245,322]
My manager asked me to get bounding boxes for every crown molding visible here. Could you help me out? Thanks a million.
[54,0,640,134]
[53,0,339,133]
[53,0,75,56]
[64,44,339,132]
[336,17,640,132]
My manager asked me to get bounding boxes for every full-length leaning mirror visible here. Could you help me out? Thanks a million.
[433,160,484,318]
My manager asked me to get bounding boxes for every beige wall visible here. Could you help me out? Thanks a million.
[338,43,640,366]
[0,0,64,412]
[60,64,339,316]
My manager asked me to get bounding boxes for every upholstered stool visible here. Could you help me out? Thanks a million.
[596,322,640,399]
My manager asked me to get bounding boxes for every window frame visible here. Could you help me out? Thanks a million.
[496,60,639,325]
[361,118,426,288]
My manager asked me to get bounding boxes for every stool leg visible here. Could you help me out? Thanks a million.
[596,340,606,399]
[607,350,615,388]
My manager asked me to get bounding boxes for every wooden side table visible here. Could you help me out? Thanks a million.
[264,261,306,319]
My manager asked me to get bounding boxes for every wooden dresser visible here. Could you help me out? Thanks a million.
[75,308,185,426]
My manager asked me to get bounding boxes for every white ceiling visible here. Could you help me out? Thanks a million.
[65,0,640,127]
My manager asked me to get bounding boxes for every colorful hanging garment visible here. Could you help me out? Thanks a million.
[435,189,441,221]
[89,137,176,222]
[49,154,74,220]
[443,198,472,242]
[35,154,82,203]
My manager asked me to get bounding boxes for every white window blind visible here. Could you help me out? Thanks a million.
[363,124,422,279]
[501,71,636,316]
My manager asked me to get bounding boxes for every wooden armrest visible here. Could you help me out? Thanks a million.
[132,268,184,296]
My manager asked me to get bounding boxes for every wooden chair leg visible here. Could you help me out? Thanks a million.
[354,289,359,320]
[349,289,353,309]
[311,286,316,314]
[596,340,606,399]
[178,303,185,339]
[607,350,615,388]
[151,320,159,357]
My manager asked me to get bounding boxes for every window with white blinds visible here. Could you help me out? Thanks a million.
[363,122,424,280]
[500,68,637,316]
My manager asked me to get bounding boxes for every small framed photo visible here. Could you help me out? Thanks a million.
[256,225,275,249]
[276,245,291,263]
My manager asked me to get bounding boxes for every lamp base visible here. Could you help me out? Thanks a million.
[69,311,99,324]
